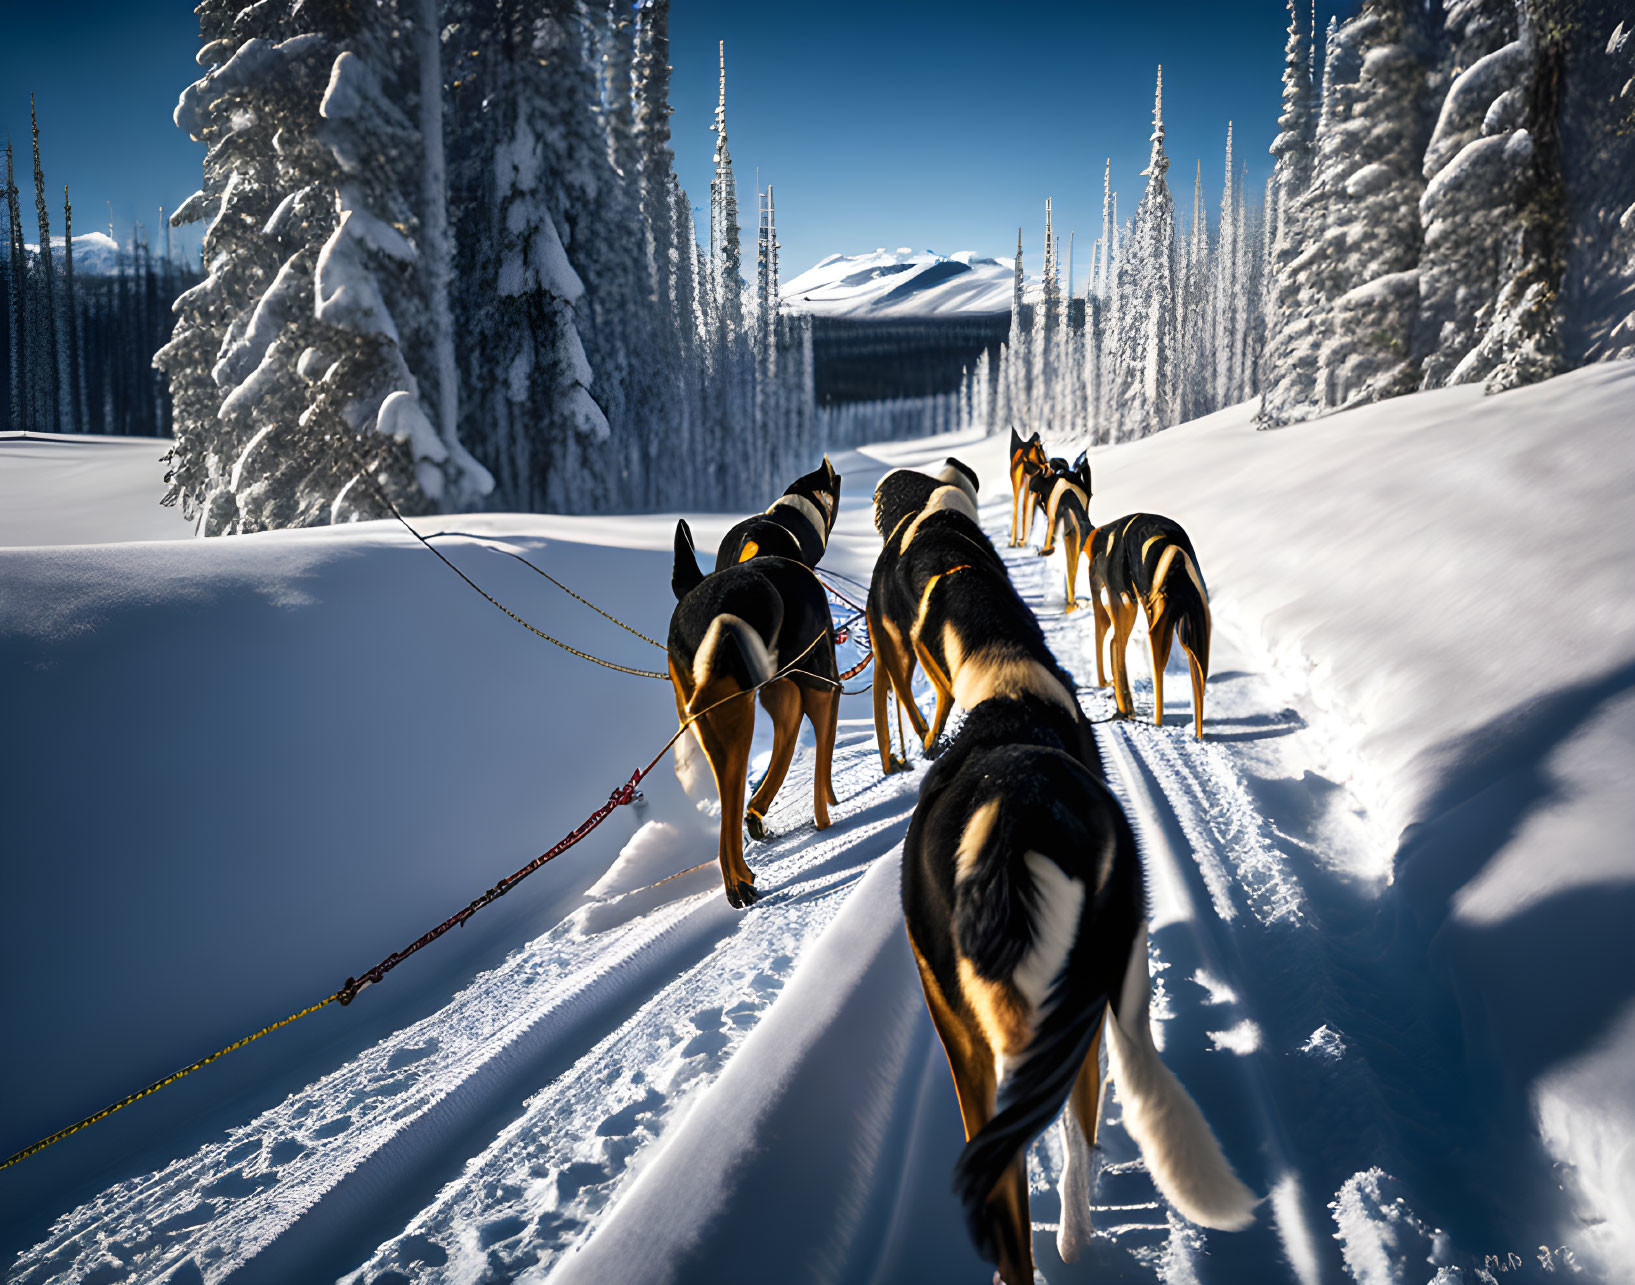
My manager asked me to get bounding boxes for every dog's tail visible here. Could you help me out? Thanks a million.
[949,763,1126,1260]
[1105,927,1257,1231]
[1155,542,1211,680]
[689,612,777,695]
[672,519,705,601]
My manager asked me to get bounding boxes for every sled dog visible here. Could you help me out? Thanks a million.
[1088,512,1212,738]
[867,462,1095,774]
[1031,454,1092,561]
[714,456,842,571]
[902,692,1255,1284]
[668,521,840,906]
[1007,429,1049,547]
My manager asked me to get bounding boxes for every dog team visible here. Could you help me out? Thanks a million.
[664,438,1251,1282]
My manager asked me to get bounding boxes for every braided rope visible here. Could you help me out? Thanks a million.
[1,994,342,1171]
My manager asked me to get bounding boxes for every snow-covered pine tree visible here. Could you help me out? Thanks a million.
[1319,0,1434,408]
[1475,0,1571,391]
[1177,158,1210,420]
[29,98,60,432]
[63,184,82,433]
[1261,1,1434,424]
[5,141,26,431]
[1413,0,1552,389]
[1110,66,1180,440]
[1271,0,1315,252]
[158,3,294,525]
[1006,225,1028,430]
[1260,0,1317,418]
[448,2,590,511]
[1090,158,1115,440]
[1576,12,1635,362]
[702,38,751,505]
[710,40,743,344]
[1210,122,1240,411]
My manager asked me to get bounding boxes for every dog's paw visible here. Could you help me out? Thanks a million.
[885,753,912,775]
[923,737,946,761]
[726,877,760,909]
[744,811,768,842]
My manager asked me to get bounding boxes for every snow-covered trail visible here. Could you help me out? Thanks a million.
[10,402,1618,1284]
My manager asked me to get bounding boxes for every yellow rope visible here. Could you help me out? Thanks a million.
[0,992,343,1171]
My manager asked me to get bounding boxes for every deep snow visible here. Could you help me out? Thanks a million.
[4,361,1633,1283]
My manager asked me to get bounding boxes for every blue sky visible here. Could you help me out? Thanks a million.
[1,1,1356,288]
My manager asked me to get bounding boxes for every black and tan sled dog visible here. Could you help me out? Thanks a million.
[902,692,1255,1283]
[667,522,839,907]
[867,461,1096,775]
[714,456,842,570]
[1007,429,1048,547]
[1088,512,1212,738]
[1030,452,1093,564]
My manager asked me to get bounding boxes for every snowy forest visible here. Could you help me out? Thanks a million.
[9,0,1635,525]
[3,102,197,438]
[962,0,1635,446]
[148,0,814,535]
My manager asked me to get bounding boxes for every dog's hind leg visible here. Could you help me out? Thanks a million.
[1184,644,1207,740]
[746,678,802,839]
[1109,595,1138,717]
[690,688,760,908]
[1063,523,1084,612]
[1092,589,1111,687]
[871,610,917,774]
[802,682,839,829]
[911,635,957,752]
[1148,610,1176,729]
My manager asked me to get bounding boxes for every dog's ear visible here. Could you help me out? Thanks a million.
[1010,426,1022,452]
[822,453,837,480]
[672,519,705,601]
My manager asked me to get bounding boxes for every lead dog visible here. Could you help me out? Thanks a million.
[714,457,842,570]
[867,462,1097,774]
[668,522,839,906]
[902,691,1255,1284]
[1087,512,1212,738]
[1008,429,1049,548]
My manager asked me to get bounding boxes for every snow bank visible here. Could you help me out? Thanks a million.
[0,434,194,545]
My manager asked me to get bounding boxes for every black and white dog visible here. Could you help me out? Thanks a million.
[714,457,842,571]
[667,522,839,907]
[902,691,1255,1285]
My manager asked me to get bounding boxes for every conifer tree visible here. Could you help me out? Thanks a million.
[63,184,82,433]
[29,97,60,432]
[710,41,743,341]
[1111,66,1179,438]
[5,141,26,431]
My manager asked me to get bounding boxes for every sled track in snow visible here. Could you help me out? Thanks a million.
[16,509,1421,1285]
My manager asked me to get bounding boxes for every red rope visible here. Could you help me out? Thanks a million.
[339,769,645,1005]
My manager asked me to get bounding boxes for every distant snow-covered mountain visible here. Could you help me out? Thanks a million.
[783,247,1040,319]
[21,232,128,275]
